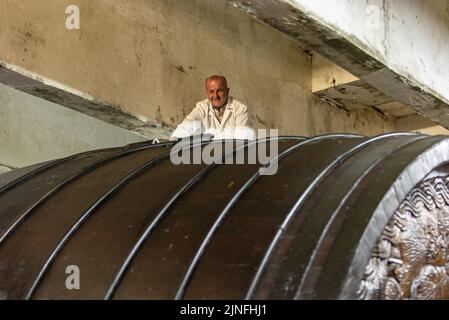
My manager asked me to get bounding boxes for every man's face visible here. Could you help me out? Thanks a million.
[205,79,229,108]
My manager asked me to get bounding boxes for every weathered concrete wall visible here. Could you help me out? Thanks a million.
[309,95,395,136]
[0,83,146,168]
[0,0,395,138]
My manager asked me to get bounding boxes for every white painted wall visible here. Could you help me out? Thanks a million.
[290,0,449,103]
[0,84,147,168]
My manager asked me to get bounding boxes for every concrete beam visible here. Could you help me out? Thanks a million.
[375,101,415,118]
[314,79,390,111]
[0,62,170,139]
[227,0,449,129]
[0,83,148,168]
[311,53,445,133]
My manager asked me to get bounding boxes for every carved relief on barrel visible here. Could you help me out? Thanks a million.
[359,174,449,300]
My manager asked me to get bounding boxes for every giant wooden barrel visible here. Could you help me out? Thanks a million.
[1,133,449,300]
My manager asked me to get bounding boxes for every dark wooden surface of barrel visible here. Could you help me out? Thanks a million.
[1,133,449,300]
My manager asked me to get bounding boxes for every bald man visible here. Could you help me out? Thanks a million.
[171,75,255,140]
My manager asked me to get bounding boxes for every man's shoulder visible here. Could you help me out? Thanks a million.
[229,97,248,111]
[195,99,210,110]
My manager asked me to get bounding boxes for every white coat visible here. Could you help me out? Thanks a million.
[171,97,255,140]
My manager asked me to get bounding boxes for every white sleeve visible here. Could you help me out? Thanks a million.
[233,102,255,140]
[171,105,204,138]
